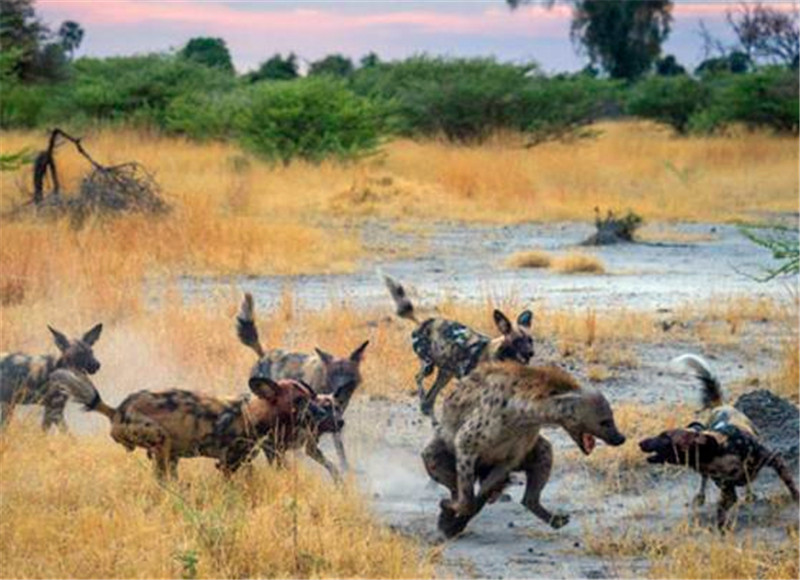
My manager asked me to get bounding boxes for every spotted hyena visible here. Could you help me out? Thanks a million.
[383,273,533,421]
[640,354,799,529]
[235,292,368,478]
[422,362,626,537]
[0,323,103,431]
[52,369,342,479]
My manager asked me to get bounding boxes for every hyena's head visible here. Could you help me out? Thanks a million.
[247,376,340,431]
[492,309,534,365]
[314,340,369,408]
[555,389,626,455]
[48,323,103,374]
[639,429,719,467]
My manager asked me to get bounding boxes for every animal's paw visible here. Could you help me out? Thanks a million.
[692,494,706,508]
[438,504,472,538]
[549,513,570,529]
[440,498,474,518]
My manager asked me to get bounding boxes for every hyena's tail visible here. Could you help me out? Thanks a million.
[237,292,266,358]
[48,369,116,420]
[380,271,418,323]
[671,354,724,409]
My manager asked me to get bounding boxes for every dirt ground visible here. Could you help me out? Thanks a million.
[46,219,799,578]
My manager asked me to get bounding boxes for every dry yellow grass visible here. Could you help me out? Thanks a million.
[0,423,432,579]
[551,252,606,274]
[506,249,552,269]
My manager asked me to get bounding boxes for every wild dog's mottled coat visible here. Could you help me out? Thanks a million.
[423,362,626,537]
[640,354,799,529]
[0,324,103,430]
[383,274,534,420]
[236,292,368,478]
[52,369,340,478]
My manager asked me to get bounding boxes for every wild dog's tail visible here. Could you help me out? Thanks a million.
[672,354,724,409]
[380,270,418,323]
[48,369,116,420]
[237,293,266,358]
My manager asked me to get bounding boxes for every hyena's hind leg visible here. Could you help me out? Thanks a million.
[520,437,569,529]
[422,436,458,500]
[767,451,800,502]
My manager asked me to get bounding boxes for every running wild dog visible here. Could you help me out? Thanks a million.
[639,354,799,530]
[52,369,342,478]
[236,292,368,477]
[0,323,103,431]
[383,274,533,420]
[423,362,625,537]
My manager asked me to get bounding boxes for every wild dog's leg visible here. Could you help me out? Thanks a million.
[422,437,458,499]
[305,439,341,483]
[767,452,800,501]
[421,368,454,420]
[0,401,10,428]
[520,437,570,529]
[415,362,434,406]
[716,484,738,530]
[41,390,68,433]
[332,431,350,472]
[693,474,708,508]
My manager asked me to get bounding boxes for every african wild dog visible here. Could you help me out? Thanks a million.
[639,354,799,530]
[0,323,103,431]
[422,362,625,537]
[383,273,533,421]
[236,292,368,478]
[51,369,342,479]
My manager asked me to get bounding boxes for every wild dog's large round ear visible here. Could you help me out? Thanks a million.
[82,323,103,346]
[249,376,280,400]
[517,310,533,329]
[48,325,71,352]
[314,348,334,366]
[350,340,369,363]
[493,309,513,335]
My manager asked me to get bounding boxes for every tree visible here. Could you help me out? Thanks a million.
[655,54,686,76]
[308,54,354,77]
[695,51,751,76]
[0,0,49,79]
[250,52,298,82]
[570,0,673,80]
[57,20,83,60]
[360,52,380,68]
[179,37,234,73]
[727,2,799,68]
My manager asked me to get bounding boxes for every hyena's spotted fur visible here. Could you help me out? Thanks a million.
[639,354,799,529]
[0,323,103,431]
[383,274,534,420]
[422,362,626,537]
[51,369,341,479]
[236,293,368,478]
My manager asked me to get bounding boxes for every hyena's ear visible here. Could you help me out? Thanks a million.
[48,325,71,352]
[315,348,334,366]
[493,309,513,336]
[517,310,533,329]
[249,376,281,401]
[350,340,369,363]
[82,323,103,346]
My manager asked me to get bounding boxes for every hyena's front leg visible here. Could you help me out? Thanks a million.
[441,426,478,517]
[520,437,569,529]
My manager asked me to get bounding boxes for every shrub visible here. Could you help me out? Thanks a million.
[506,250,552,269]
[233,78,386,164]
[627,76,710,133]
[552,252,606,274]
[710,68,798,133]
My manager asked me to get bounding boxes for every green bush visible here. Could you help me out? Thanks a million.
[626,76,710,134]
[233,78,385,164]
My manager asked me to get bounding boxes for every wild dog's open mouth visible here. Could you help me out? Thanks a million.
[581,433,596,455]
[645,453,665,464]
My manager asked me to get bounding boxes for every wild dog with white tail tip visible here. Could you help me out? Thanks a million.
[50,369,342,479]
[236,292,368,479]
[639,354,799,530]
[422,361,626,538]
[383,273,533,421]
[0,323,103,431]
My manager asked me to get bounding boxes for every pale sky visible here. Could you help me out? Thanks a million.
[37,1,767,74]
